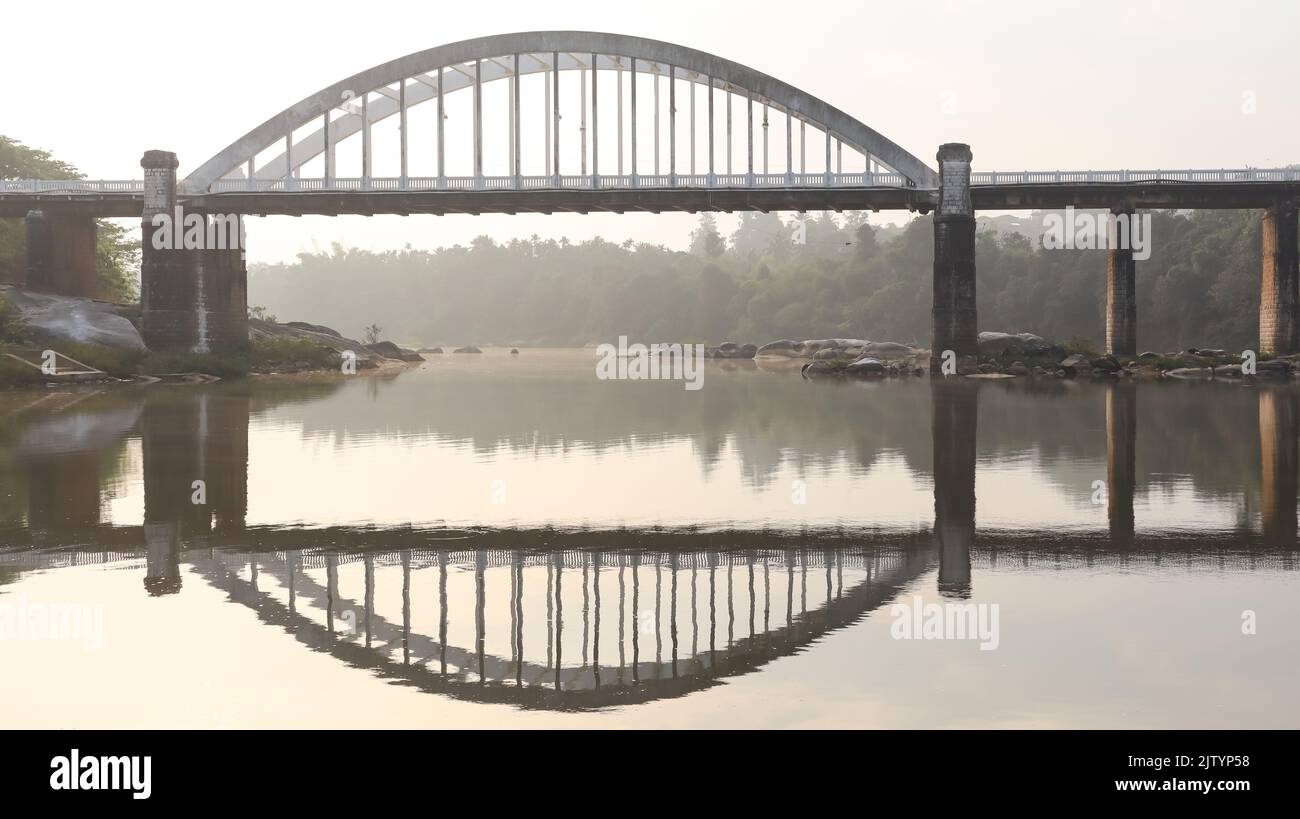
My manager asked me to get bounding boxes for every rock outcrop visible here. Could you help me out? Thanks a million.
[365,341,425,362]
[977,331,1064,360]
[1,285,145,351]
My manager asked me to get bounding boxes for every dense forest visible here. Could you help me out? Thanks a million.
[251,207,1271,352]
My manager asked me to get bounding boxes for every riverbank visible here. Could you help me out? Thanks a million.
[0,286,423,389]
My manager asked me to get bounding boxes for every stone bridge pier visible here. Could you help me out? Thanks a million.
[22,209,98,297]
[140,150,248,355]
[1260,203,1299,357]
[931,143,978,372]
[1106,209,1138,356]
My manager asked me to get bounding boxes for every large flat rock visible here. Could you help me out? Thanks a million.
[2,285,146,352]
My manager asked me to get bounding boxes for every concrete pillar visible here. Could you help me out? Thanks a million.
[932,379,977,597]
[1105,382,1137,547]
[195,228,250,356]
[23,210,50,290]
[139,150,249,355]
[140,150,195,351]
[931,143,977,372]
[1106,210,1138,356]
[1260,203,1299,357]
[1259,387,1298,545]
[24,209,98,297]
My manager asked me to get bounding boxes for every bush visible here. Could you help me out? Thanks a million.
[250,337,341,372]
[141,350,249,379]
[0,295,28,343]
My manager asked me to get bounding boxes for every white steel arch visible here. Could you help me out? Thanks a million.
[181,31,939,194]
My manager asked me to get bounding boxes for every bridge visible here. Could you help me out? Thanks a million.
[3,31,1299,362]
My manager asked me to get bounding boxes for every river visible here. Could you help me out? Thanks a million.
[0,349,1296,727]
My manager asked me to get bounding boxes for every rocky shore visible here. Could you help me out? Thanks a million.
[740,330,1300,382]
[0,284,425,387]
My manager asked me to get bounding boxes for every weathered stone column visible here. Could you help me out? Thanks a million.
[1260,203,1299,357]
[1106,381,1137,547]
[932,379,977,597]
[139,150,249,355]
[1106,209,1138,356]
[140,150,197,351]
[23,209,98,297]
[196,221,250,356]
[931,143,977,372]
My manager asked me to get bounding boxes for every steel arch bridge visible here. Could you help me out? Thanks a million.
[3,30,1299,217]
[180,30,939,197]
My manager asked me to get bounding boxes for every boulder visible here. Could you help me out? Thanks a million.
[1,285,145,352]
[978,331,1064,359]
[800,360,840,378]
[812,347,856,362]
[1090,355,1122,373]
[453,346,483,354]
[418,347,444,354]
[860,341,918,359]
[284,321,342,337]
[1059,353,1093,376]
[844,357,885,376]
[510,348,520,355]
[756,339,805,357]
[365,341,425,362]
[1007,361,1030,376]
[1138,351,1160,360]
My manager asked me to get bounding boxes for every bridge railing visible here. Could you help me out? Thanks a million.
[970,168,1300,185]
[5,169,1299,197]
[0,179,145,193]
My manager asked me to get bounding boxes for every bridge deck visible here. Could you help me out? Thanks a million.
[3,174,1297,217]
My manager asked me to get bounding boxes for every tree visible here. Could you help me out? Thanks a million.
[363,324,383,345]
[0,135,140,301]
[689,213,726,258]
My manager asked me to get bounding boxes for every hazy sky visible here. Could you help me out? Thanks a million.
[6,0,1297,263]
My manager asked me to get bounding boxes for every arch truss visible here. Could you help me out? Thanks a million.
[181,31,939,196]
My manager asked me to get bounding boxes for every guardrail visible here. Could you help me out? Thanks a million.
[4,168,1298,196]
[969,168,1300,185]
[0,180,145,193]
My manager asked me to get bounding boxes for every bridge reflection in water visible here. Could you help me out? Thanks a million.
[1,379,1297,710]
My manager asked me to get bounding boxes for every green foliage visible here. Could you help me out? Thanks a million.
[21,339,145,377]
[95,220,140,302]
[140,351,249,379]
[0,295,28,343]
[250,337,341,372]
[0,135,140,301]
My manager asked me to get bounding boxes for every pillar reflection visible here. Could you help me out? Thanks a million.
[932,379,978,598]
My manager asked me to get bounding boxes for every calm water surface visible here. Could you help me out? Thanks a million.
[0,350,1296,728]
